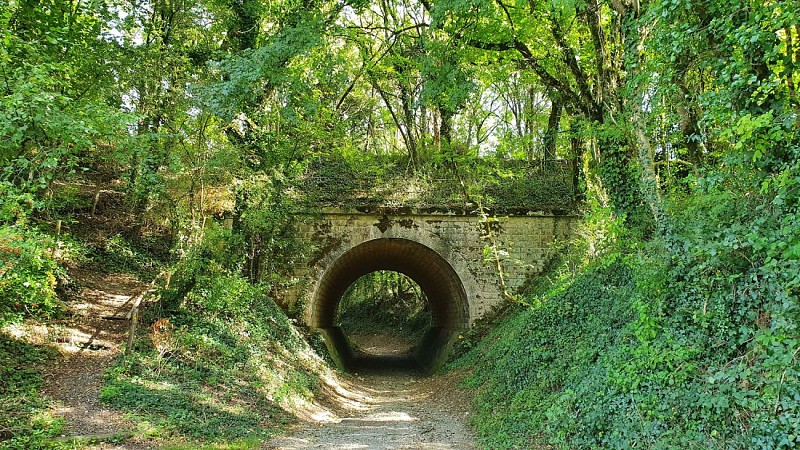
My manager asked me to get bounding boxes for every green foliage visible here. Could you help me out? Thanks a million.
[103,221,330,442]
[0,1,135,196]
[338,271,432,341]
[420,37,476,115]
[451,253,637,449]
[0,225,62,324]
[159,224,243,311]
[104,265,328,443]
[0,183,37,223]
[595,129,651,233]
[452,142,800,448]
[0,331,67,450]
[303,151,577,211]
[234,172,309,280]
[1,0,798,447]
[78,234,165,280]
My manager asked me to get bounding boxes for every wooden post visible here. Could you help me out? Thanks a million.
[126,304,138,355]
[52,219,62,258]
[124,272,164,355]
[125,292,144,356]
[91,183,101,215]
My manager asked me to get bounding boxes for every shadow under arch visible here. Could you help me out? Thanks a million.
[310,238,469,372]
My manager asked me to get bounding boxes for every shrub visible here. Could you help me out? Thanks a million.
[0,225,62,323]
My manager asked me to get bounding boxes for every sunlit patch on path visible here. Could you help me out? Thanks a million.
[41,268,149,439]
[265,333,475,450]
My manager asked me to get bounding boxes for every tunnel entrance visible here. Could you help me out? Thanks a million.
[310,238,469,372]
[337,271,432,369]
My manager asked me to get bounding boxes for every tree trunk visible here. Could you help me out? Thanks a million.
[440,108,453,150]
[399,83,418,170]
[570,129,584,201]
[543,95,563,169]
[618,2,666,238]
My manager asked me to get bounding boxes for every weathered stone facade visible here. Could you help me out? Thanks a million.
[285,208,577,329]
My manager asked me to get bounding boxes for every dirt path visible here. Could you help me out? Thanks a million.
[38,275,477,449]
[265,334,477,450]
[42,267,149,440]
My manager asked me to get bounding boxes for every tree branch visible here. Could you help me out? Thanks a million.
[494,0,515,29]
[585,0,607,105]
[550,20,603,120]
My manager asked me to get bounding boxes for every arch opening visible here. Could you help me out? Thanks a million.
[311,238,469,372]
[337,270,432,359]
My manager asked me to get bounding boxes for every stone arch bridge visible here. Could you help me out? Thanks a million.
[279,208,577,370]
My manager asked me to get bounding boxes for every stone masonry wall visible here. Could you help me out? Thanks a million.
[284,209,577,326]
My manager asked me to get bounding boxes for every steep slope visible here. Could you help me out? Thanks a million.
[451,194,800,449]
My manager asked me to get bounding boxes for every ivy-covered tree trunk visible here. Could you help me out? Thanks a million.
[595,129,650,228]
[569,118,586,201]
[619,3,671,240]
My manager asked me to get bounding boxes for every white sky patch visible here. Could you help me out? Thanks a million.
[101,3,143,45]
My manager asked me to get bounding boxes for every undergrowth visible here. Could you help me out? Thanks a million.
[0,224,63,325]
[337,271,432,343]
[0,330,66,449]
[102,226,333,445]
[451,160,800,449]
[301,151,577,212]
[0,199,73,450]
[79,234,164,279]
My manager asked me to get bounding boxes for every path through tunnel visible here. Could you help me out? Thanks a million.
[311,238,469,372]
[337,270,432,364]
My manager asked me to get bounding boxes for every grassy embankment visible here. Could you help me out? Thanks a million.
[1,197,337,449]
[99,225,340,447]
[450,187,800,448]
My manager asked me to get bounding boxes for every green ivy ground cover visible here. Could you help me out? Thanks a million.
[451,178,800,449]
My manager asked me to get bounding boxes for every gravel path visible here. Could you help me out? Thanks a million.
[265,334,477,450]
[38,276,477,449]
[43,267,149,440]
